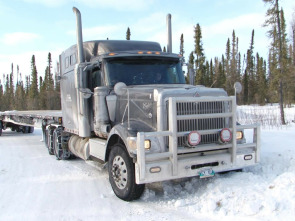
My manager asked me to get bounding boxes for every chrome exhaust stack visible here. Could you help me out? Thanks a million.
[73,7,85,63]
[166,14,172,53]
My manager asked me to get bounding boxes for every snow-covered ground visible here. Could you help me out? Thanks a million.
[1,118,295,220]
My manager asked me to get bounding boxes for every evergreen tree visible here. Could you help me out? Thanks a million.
[209,59,214,87]
[242,70,249,104]
[14,67,26,110]
[224,38,231,92]
[180,33,185,64]
[194,24,206,85]
[245,30,256,104]
[54,61,61,110]
[256,53,267,105]
[39,76,46,109]
[44,53,55,109]
[163,46,166,52]
[9,63,15,109]
[263,0,286,124]
[126,27,131,40]
[28,55,39,110]
[187,51,195,84]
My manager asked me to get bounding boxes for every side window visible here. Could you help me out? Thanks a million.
[91,70,102,89]
[70,53,77,65]
[65,57,69,68]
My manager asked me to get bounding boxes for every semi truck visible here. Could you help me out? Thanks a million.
[0,8,260,201]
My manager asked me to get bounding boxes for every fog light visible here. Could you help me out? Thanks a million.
[150,167,161,173]
[220,128,232,143]
[236,131,243,140]
[244,155,253,160]
[188,131,201,146]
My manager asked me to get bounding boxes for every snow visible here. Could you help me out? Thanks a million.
[1,117,295,220]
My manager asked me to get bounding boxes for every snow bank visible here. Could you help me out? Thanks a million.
[0,109,295,221]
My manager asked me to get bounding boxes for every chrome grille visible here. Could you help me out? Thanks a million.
[168,101,227,146]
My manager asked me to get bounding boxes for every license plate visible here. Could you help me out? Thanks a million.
[199,168,215,178]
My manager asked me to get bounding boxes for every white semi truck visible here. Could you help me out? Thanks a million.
[0,8,260,201]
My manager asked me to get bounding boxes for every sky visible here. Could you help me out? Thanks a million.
[0,0,295,82]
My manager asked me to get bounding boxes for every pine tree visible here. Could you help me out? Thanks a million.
[224,38,231,93]
[246,30,256,104]
[194,24,206,85]
[180,33,185,64]
[242,70,249,104]
[256,53,267,105]
[209,59,214,87]
[54,61,61,110]
[187,51,195,84]
[9,63,15,109]
[126,27,131,40]
[263,0,286,124]
[28,55,39,110]
[14,67,26,110]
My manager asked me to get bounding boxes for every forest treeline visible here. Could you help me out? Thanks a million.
[183,0,295,111]
[0,0,294,118]
[0,53,61,111]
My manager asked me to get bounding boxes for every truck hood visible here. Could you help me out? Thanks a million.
[123,84,228,100]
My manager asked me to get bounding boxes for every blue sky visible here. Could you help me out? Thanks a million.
[0,0,294,81]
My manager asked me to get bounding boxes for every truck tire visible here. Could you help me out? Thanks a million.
[16,127,21,132]
[53,127,71,160]
[28,127,34,133]
[22,126,29,134]
[108,144,145,201]
[47,128,55,155]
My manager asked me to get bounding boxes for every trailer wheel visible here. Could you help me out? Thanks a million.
[108,144,145,201]
[28,127,34,133]
[53,127,71,160]
[22,126,29,134]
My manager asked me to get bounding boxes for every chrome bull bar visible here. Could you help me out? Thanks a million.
[136,96,260,183]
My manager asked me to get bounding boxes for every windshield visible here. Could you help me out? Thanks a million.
[104,57,185,86]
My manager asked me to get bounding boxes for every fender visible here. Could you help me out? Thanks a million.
[105,120,156,160]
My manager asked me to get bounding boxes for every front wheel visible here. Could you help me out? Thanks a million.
[108,144,145,201]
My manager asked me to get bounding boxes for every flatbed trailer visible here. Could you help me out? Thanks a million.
[0,110,61,133]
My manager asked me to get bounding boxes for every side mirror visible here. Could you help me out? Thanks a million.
[79,88,93,99]
[234,82,242,94]
[114,82,127,96]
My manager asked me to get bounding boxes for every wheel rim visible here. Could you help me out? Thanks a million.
[111,156,128,189]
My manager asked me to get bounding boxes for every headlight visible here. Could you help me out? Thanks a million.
[127,137,151,150]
